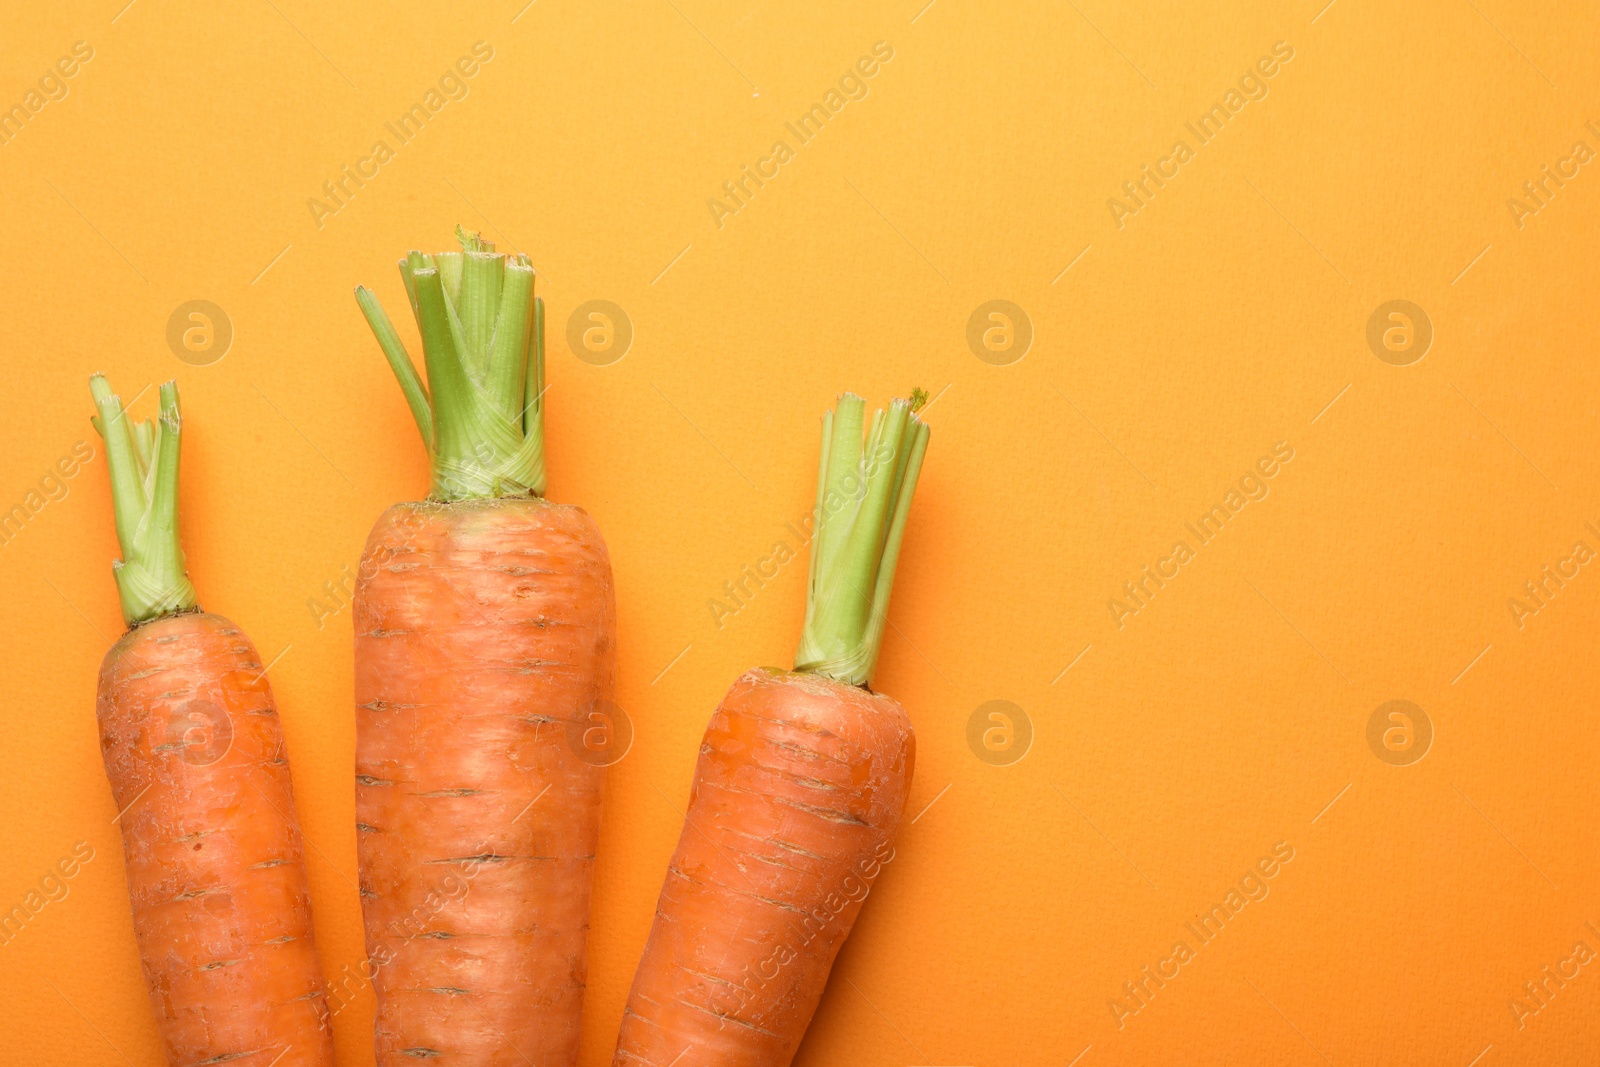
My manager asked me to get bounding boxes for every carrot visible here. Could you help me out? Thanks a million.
[354,227,618,1063]
[613,391,930,1067]
[89,376,334,1066]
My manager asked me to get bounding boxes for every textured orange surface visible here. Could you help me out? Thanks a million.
[97,613,333,1065]
[2,1,1599,1064]
[355,498,616,1064]
[615,668,913,1066]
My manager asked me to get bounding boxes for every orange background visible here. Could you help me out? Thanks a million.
[3,0,1599,1063]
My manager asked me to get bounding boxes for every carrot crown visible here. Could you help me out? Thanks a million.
[355,226,545,502]
[89,376,198,627]
[795,390,931,688]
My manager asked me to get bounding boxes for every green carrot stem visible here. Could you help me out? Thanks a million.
[525,296,545,435]
[355,287,432,449]
[356,227,545,501]
[795,389,931,687]
[89,376,199,627]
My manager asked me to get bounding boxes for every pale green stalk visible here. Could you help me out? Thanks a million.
[355,226,545,501]
[89,376,199,627]
[795,390,931,687]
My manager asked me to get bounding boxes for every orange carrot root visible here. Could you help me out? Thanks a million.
[613,667,915,1067]
[354,497,617,1065]
[98,611,334,1066]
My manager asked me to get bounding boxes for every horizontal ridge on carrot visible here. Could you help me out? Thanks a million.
[613,389,931,1067]
[89,376,334,1066]
[353,226,618,1064]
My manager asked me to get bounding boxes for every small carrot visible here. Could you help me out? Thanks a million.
[89,376,334,1066]
[353,227,618,1064]
[613,391,930,1067]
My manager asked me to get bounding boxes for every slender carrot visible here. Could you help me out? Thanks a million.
[354,227,618,1064]
[614,390,930,1067]
[90,376,334,1066]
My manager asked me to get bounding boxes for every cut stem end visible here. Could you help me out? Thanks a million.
[794,391,931,687]
[90,375,199,627]
[356,227,546,502]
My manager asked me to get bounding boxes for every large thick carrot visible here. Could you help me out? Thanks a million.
[354,227,617,1063]
[614,391,930,1067]
[89,376,334,1066]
